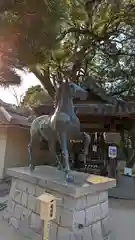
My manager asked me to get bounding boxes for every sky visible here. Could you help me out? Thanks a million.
[0,70,41,105]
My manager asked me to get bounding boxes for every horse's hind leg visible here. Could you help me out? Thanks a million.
[48,141,63,170]
[28,140,35,171]
[59,132,73,182]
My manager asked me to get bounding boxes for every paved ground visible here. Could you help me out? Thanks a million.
[0,179,10,197]
[0,198,135,240]
[109,198,135,240]
[0,195,28,240]
[109,175,135,200]
[0,219,26,240]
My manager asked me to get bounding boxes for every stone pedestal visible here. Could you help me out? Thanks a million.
[3,166,116,240]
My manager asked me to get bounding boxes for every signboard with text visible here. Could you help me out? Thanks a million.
[108,146,117,159]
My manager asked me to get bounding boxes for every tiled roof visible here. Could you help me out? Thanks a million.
[34,78,135,118]
[9,112,30,126]
[0,100,29,127]
[83,76,134,107]
[34,102,135,118]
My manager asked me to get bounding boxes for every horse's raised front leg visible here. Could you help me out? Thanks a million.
[59,132,73,183]
[28,140,35,171]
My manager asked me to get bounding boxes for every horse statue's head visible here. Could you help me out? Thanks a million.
[54,81,88,107]
[64,81,88,100]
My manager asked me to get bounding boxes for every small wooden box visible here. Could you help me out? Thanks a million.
[38,193,56,220]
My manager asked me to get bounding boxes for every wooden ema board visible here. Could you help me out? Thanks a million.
[86,175,115,184]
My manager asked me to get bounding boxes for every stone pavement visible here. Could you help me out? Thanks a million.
[109,175,135,200]
[0,198,135,240]
[109,198,135,240]
[0,218,27,240]
[0,179,11,197]
[0,194,28,240]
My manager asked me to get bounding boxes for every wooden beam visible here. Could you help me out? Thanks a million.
[81,123,104,129]
[82,128,120,133]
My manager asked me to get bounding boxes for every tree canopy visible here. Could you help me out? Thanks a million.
[0,1,135,99]
[21,85,52,109]
[1,0,135,168]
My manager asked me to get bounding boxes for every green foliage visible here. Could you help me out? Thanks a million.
[1,0,135,168]
[21,85,52,109]
[0,0,135,99]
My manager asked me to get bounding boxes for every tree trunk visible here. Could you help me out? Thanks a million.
[126,155,135,168]
[32,68,55,99]
[127,130,135,169]
[120,131,129,162]
[120,130,135,169]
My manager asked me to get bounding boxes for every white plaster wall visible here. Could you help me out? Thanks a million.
[3,126,53,178]
[4,126,30,170]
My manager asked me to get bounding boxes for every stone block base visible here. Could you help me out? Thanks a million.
[3,166,116,240]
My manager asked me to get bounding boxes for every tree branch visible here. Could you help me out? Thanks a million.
[71,40,96,80]
[32,68,55,98]
[57,27,93,42]
[111,89,129,96]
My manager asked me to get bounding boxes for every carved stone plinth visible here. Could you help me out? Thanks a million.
[3,166,116,240]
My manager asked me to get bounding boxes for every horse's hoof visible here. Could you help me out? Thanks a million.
[57,165,63,171]
[57,166,61,170]
[29,165,35,171]
[66,174,74,183]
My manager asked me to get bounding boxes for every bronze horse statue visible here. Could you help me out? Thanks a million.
[28,80,90,182]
